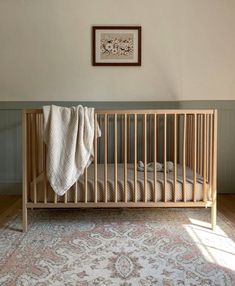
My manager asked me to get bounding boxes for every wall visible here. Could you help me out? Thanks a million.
[0,1,235,194]
[0,0,235,101]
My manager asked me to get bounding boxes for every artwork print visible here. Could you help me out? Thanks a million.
[100,33,134,60]
[92,26,141,66]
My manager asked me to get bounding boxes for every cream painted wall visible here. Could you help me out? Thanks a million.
[0,0,235,101]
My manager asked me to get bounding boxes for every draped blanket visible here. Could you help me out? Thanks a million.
[43,105,100,196]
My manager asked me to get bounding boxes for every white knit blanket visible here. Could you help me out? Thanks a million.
[43,105,100,196]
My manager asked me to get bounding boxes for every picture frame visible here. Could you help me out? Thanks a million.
[92,26,141,66]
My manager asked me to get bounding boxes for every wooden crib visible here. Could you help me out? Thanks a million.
[22,109,217,232]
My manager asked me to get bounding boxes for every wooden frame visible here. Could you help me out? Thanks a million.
[22,109,217,232]
[92,26,141,66]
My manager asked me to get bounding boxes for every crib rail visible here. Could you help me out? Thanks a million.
[22,108,217,232]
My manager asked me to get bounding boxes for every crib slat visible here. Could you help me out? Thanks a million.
[203,114,207,202]
[22,111,28,231]
[190,115,193,167]
[174,114,177,202]
[188,116,191,167]
[64,192,68,203]
[206,115,209,182]
[154,114,157,202]
[149,114,152,162]
[209,115,213,192]
[31,114,37,204]
[128,115,131,163]
[200,115,203,175]
[104,114,108,203]
[74,181,78,203]
[122,115,124,163]
[212,110,218,229]
[198,115,200,174]
[84,167,87,203]
[193,114,197,202]
[114,114,118,203]
[98,116,102,163]
[27,115,32,187]
[54,193,57,204]
[164,114,167,203]
[189,116,192,168]
[39,114,43,173]
[186,116,189,167]
[43,144,47,203]
[144,114,147,203]
[183,114,186,202]
[124,114,128,203]
[134,114,137,203]
[191,115,194,168]
[35,114,39,176]
[186,115,189,167]
[170,116,174,164]
[94,114,98,203]
[196,114,200,174]
[107,115,109,164]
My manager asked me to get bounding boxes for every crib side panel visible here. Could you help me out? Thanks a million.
[23,109,216,207]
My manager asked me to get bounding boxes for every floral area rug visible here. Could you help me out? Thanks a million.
[0,208,235,286]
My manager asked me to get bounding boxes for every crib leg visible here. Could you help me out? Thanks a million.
[211,201,217,231]
[22,205,28,233]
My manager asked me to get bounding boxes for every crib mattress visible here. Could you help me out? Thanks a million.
[30,164,211,203]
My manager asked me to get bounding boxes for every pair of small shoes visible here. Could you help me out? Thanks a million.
[137,161,174,172]
[137,161,162,172]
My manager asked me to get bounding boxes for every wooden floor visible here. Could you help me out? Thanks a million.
[217,194,235,224]
[0,195,21,216]
[0,195,22,226]
[0,194,235,224]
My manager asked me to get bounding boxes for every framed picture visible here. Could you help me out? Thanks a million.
[92,26,141,66]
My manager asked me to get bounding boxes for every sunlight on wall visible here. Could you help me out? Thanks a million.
[184,218,235,271]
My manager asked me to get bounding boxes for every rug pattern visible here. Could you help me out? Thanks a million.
[0,208,234,286]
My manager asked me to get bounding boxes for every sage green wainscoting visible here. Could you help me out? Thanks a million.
[0,101,234,194]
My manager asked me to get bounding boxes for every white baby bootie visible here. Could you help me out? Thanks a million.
[147,162,163,172]
[164,161,174,172]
